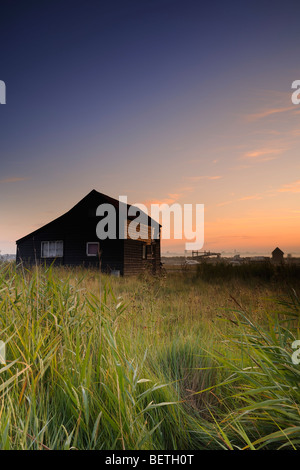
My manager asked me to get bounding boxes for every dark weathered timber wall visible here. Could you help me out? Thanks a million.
[153,238,161,272]
[16,190,161,275]
[123,240,144,275]
[123,238,161,275]
[16,221,124,273]
[16,215,123,272]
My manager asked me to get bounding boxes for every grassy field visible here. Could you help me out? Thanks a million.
[0,261,300,450]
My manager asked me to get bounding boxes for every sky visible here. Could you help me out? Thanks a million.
[0,0,299,255]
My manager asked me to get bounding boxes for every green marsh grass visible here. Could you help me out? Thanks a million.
[0,261,299,449]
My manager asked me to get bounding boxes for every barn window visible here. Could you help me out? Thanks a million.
[147,245,152,258]
[41,241,63,258]
[86,242,99,256]
[142,244,147,259]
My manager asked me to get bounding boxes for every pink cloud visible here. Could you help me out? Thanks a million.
[278,180,300,193]
[238,195,263,201]
[186,175,223,182]
[241,148,285,161]
[0,177,28,183]
[246,106,295,122]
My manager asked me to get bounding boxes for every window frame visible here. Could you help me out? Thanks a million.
[142,244,147,260]
[86,242,100,257]
[41,240,64,258]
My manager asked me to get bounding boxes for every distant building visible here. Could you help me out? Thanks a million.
[272,247,284,264]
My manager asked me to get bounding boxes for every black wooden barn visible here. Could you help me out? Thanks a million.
[16,190,161,275]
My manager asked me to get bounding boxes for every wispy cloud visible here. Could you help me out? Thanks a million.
[238,194,262,201]
[186,175,223,182]
[142,185,195,207]
[241,147,285,161]
[246,106,295,122]
[278,180,300,193]
[289,128,300,137]
[216,200,233,207]
[217,193,263,206]
[0,177,28,183]
[143,196,178,206]
[143,191,182,207]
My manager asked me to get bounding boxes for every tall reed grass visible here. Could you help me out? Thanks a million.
[0,261,299,449]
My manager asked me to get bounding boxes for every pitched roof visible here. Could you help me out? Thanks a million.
[16,189,160,244]
[272,247,284,255]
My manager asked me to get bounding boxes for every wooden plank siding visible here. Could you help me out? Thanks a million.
[124,220,154,244]
[17,220,124,273]
[123,239,161,276]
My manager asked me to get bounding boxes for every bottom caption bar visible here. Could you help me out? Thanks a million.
[104,453,194,466]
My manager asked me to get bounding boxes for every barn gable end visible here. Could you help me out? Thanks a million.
[16,190,161,275]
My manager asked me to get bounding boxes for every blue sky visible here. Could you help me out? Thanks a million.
[1,0,300,254]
